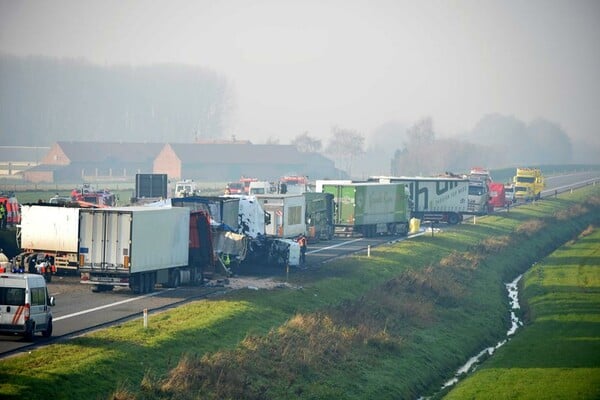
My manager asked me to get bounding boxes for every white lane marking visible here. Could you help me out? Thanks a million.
[307,238,363,254]
[54,290,169,321]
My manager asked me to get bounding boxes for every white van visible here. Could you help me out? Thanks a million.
[0,273,56,341]
[249,181,275,195]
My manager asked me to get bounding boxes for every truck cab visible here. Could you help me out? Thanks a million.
[504,184,515,204]
[467,168,492,214]
[513,168,544,201]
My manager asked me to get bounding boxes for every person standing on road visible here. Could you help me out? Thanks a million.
[0,202,6,230]
[298,234,307,265]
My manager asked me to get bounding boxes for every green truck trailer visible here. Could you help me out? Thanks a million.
[321,182,410,237]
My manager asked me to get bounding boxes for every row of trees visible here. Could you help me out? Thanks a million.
[0,55,232,145]
[2,55,574,175]
[292,114,573,178]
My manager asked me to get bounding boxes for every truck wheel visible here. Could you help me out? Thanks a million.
[140,273,149,293]
[170,270,181,288]
[150,273,156,291]
[44,273,52,283]
[92,284,114,293]
[447,213,460,225]
[42,318,53,338]
[130,274,142,294]
[165,270,181,288]
[143,273,154,293]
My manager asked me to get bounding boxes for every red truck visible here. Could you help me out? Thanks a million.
[488,182,507,211]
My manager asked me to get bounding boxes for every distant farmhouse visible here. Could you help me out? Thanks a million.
[0,146,49,179]
[14,141,344,183]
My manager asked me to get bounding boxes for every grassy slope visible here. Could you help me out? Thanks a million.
[444,226,600,400]
[0,187,598,400]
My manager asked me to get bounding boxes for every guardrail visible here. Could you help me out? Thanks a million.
[541,178,600,199]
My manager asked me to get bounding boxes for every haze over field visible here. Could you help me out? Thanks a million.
[1,0,599,172]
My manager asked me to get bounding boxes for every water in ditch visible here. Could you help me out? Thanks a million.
[419,273,524,399]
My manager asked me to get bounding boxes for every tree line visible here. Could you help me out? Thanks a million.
[0,54,232,146]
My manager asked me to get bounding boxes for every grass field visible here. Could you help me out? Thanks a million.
[0,186,599,399]
[443,225,600,400]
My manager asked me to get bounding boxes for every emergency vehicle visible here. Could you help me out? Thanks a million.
[71,184,116,207]
[280,175,309,194]
[0,194,21,226]
[0,272,55,341]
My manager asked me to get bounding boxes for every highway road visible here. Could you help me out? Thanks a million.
[1,170,598,358]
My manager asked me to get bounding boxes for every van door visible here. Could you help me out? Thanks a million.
[0,285,26,329]
[29,285,50,332]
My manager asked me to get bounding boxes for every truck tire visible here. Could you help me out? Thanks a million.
[130,273,142,294]
[143,272,154,293]
[447,213,460,225]
[166,269,180,288]
[387,223,397,235]
[42,318,53,338]
[92,284,114,293]
[142,272,152,293]
[150,273,156,292]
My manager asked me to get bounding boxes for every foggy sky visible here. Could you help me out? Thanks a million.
[1,0,599,148]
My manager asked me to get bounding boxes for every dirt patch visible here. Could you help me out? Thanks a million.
[207,276,295,291]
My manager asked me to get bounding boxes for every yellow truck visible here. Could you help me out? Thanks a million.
[513,168,544,201]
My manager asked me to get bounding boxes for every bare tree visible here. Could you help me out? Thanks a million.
[392,117,436,175]
[406,117,435,147]
[291,131,322,153]
[325,126,365,177]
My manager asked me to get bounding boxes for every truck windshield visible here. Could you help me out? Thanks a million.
[468,186,484,196]
[516,177,535,183]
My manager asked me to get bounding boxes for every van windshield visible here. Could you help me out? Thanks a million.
[0,287,25,305]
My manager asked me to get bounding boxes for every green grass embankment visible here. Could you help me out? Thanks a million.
[0,187,599,400]
[444,225,600,400]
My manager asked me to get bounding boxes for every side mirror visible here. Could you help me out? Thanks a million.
[49,296,56,306]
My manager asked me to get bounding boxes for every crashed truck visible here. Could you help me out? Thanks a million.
[253,193,305,267]
[175,195,302,270]
[171,196,246,276]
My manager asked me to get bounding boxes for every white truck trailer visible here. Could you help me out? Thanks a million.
[17,205,81,278]
[370,176,469,225]
[78,207,193,293]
